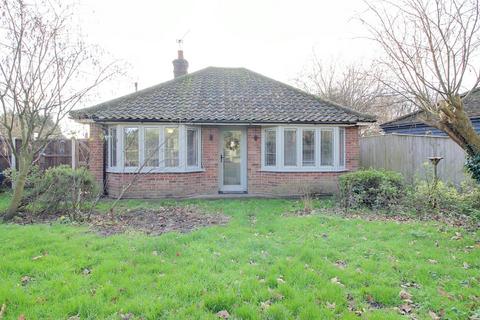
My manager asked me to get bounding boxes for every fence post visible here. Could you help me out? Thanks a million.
[71,137,77,169]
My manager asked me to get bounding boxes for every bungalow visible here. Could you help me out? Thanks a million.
[381,88,480,135]
[70,51,375,198]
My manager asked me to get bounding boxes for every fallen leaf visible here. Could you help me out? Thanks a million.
[428,310,440,320]
[437,287,454,300]
[330,277,345,287]
[463,262,470,269]
[277,277,285,284]
[120,313,133,320]
[0,304,5,320]
[326,302,336,309]
[152,250,158,256]
[334,260,347,269]
[216,310,229,319]
[31,255,44,261]
[428,259,438,264]
[260,300,271,310]
[82,268,91,275]
[67,316,80,320]
[399,303,412,314]
[20,276,31,286]
[451,232,462,240]
[18,315,25,320]
[399,289,412,300]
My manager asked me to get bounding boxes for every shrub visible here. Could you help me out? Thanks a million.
[339,169,404,210]
[7,165,99,220]
[465,153,480,183]
[409,178,480,220]
[33,165,99,219]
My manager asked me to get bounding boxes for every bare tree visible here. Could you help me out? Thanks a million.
[295,55,412,132]
[361,0,480,154]
[0,0,117,220]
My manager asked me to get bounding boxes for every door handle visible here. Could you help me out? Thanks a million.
[220,154,224,162]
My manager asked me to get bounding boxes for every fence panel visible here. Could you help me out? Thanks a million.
[0,138,90,173]
[359,134,466,185]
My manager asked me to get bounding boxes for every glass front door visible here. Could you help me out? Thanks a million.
[220,128,246,192]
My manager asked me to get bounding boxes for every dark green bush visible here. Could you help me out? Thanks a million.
[339,169,405,210]
[465,153,480,184]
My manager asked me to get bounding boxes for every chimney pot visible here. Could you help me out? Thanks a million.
[173,50,188,78]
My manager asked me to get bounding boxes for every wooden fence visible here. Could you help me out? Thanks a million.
[0,138,90,173]
[359,134,466,185]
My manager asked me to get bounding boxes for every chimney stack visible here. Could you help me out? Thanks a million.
[172,50,188,78]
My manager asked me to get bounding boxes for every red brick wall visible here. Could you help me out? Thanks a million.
[246,126,359,196]
[92,124,360,198]
[89,123,105,187]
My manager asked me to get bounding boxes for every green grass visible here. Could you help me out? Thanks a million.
[0,194,479,319]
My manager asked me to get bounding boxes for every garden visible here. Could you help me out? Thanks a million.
[0,166,479,319]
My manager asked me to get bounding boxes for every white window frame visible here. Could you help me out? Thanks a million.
[106,124,203,173]
[261,125,347,172]
[186,126,201,169]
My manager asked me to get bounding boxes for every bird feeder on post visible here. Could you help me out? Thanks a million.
[428,156,444,208]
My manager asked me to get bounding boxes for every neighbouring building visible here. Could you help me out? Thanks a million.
[70,51,375,198]
[381,88,480,136]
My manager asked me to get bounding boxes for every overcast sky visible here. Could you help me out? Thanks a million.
[74,0,375,98]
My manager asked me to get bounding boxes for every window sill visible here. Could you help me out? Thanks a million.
[106,167,205,174]
[260,167,348,173]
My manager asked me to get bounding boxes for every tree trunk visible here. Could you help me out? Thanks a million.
[3,154,32,221]
[425,97,480,157]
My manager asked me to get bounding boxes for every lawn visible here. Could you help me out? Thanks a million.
[0,194,479,319]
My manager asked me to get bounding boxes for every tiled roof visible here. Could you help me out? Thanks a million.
[70,67,375,124]
[381,88,480,128]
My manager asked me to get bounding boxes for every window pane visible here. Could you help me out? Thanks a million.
[302,129,315,166]
[145,128,160,167]
[265,130,276,166]
[187,129,198,167]
[109,127,117,167]
[284,129,297,166]
[124,127,139,167]
[321,130,333,166]
[339,128,345,167]
[164,127,179,167]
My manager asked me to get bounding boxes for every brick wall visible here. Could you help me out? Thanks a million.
[91,124,360,198]
[89,123,105,187]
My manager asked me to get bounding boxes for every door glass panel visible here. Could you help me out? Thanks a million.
[223,130,241,186]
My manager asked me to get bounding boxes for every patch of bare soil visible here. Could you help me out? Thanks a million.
[11,206,230,236]
[89,206,230,236]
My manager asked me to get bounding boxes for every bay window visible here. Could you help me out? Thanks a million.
[108,127,117,167]
[187,128,199,167]
[124,127,139,167]
[320,130,333,166]
[302,129,315,166]
[107,124,201,172]
[144,127,160,167]
[284,129,297,166]
[262,126,346,171]
[264,129,276,166]
[164,127,179,167]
